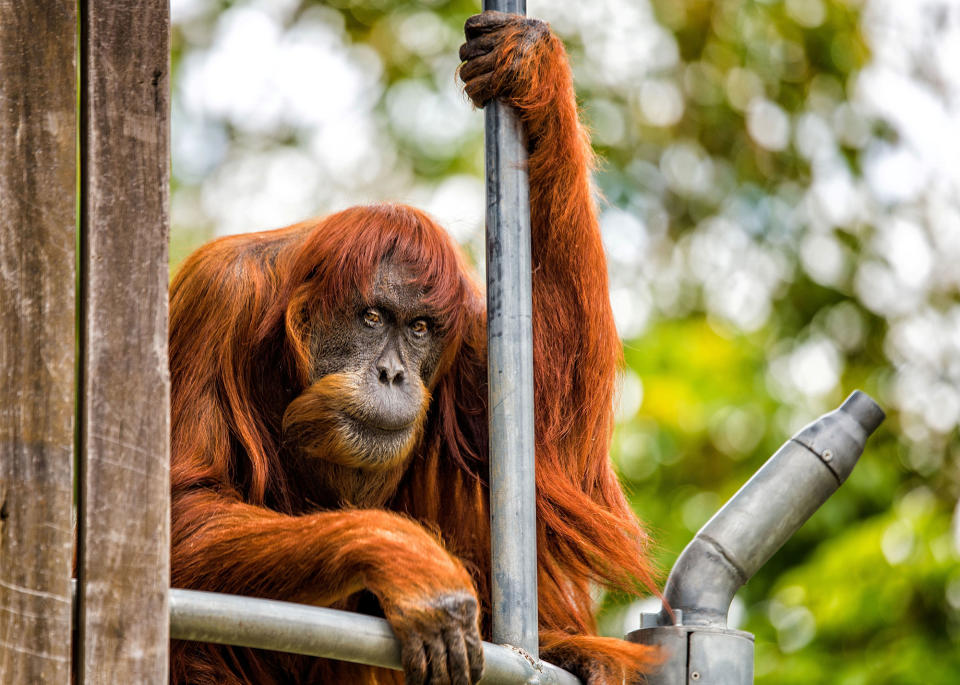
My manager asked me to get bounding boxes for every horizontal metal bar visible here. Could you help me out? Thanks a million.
[170,588,580,685]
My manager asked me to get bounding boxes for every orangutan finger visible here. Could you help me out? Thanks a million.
[465,629,484,684]
[400,632,427,685]
[443,627,472,685]
[459,49,498,82]
[464,11,514,41]
[463,73,495,107]
[459,599,483,685]
[425,632,452,685]
[459,33,498,62]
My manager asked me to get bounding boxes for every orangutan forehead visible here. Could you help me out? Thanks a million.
[366,258,432,318]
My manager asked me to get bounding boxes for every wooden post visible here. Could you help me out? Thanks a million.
[76,0,171,681]
[0,1,78,681]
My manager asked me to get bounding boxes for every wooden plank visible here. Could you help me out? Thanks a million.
[77,0,170,681]
[0,1,77,681]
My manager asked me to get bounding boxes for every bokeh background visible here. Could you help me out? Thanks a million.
[169,1,960,682]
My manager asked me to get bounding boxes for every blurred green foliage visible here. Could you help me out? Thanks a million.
[171,0,960,681]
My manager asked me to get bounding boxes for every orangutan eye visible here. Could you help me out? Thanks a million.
[363,308,383,327]
[410,319,430,337]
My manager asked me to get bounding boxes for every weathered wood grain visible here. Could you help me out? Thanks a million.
[0,1,77,681]
[77,0,171,682]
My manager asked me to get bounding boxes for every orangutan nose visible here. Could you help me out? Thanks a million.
[376,346,406,386]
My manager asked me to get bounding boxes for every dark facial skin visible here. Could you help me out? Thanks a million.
[306,259,444,468]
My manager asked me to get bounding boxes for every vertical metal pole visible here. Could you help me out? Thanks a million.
[483,0,538,656]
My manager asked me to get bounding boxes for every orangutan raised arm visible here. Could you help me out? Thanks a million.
[457,12,660,679]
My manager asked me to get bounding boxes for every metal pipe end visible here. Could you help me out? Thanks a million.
[838,390,885,436]
[793,389,885,484]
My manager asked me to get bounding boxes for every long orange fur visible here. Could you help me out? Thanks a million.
[169,17,660,685]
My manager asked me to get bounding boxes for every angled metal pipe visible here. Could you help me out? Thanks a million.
[168,589,580,685]
[629,391,885,684]
[662,390,885,627]
[482,0,539,657]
